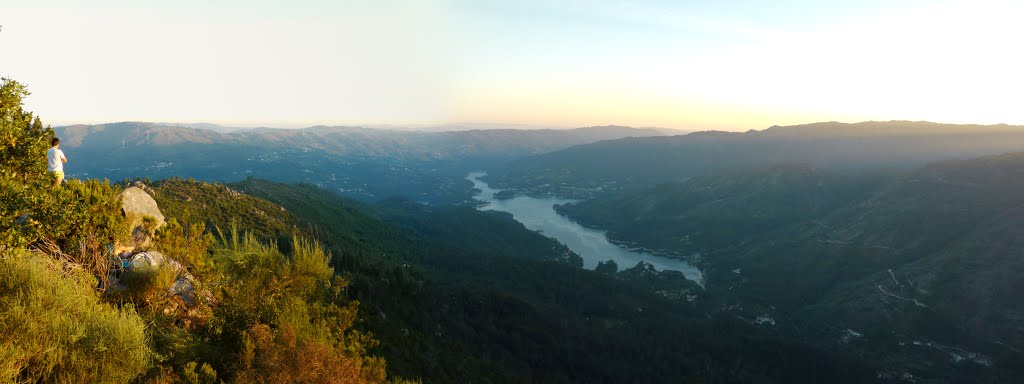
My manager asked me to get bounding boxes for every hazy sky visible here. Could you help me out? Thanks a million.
[3,0,1022,130]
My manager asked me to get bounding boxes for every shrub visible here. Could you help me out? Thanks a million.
[0,249,151,383]
[181,361,219,384]
[1,175,127,283]
[235,322,385,384]
[135,215,159,248]
[213,231,386,383]
[155,218,215,281]
[116,260,180,308]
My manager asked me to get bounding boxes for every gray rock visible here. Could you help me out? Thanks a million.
[120,186,166,223]
[127,251,168,271]
[118,186,166,246]
[124,251,211,314]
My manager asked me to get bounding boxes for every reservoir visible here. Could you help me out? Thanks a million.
[468,172,703,284]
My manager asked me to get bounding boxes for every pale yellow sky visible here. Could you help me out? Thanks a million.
[2,0,1023,130]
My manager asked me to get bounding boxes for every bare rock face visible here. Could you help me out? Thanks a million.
[118,186,166,247]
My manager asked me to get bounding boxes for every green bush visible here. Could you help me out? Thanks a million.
[0,249,152,383]
[0,78,52,181]
[115,260,180,308]
[155,218,215,281]
[181,361,218,384]
[213,231,386,383]
[0,78,126,276]
[0,175,31,250]
[1,177,128,286]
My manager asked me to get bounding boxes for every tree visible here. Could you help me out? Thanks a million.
[0,78,53,180]
[0,79,125,279]
[595,259,618,275]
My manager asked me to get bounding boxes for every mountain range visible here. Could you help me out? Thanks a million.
[485,121,1024,199]
[37,118,1024,381]
[54,122,663,203]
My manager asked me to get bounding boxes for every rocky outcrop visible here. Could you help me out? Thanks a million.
[118,251,213,323]
[118,186,166,247]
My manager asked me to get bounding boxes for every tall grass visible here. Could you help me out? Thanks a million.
[0,249,151,383]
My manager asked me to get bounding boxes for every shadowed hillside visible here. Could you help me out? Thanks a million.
[147,177,878,383]
[557,153,1024,382]
[487,121,1024,199]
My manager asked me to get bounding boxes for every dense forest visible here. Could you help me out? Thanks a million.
[160,177,875,382]
[556,159,1024,382]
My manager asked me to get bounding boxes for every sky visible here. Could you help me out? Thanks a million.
[2,0,1023,130]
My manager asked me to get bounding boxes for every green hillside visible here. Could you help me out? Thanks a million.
[0,78,396,383]
[556,164,892,254]
[145,177,875,383]
[557,155,1024,381]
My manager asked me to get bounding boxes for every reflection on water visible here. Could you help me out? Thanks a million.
[468,172,703,284]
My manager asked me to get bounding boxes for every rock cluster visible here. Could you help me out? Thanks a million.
[110,186,212,325]
[124,251,212,318]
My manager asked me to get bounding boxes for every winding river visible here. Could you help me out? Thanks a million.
[468,172,703,284]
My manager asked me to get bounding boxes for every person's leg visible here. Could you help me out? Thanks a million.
[52,170,64,187]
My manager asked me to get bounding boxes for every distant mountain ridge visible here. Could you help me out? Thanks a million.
[760,120,1024,137]
[53,122,663,203]
[56,122,662,157]
[155,122,257,133]
[486,120,1024,198]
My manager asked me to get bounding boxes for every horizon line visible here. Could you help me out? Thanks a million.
[47,119,1024,133]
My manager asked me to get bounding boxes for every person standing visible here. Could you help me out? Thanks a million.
[47,137,67,187]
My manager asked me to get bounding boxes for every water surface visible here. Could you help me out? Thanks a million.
[468,172,703,284]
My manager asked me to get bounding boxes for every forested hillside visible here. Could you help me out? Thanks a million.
[0,78,398,383]
[201,179,875,383]
[487,121,1024,199]
[556,164,892,254]
[557,156,1024,382]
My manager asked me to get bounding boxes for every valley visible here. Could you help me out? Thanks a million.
[467,172,703,284]
[552,155,1024,382]
[8,112,1024,382]
[6,2,1021,381]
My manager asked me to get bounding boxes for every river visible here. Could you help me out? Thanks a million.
[467,172,703,284]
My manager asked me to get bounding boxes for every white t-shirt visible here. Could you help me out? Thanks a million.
[47,147,66,172]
